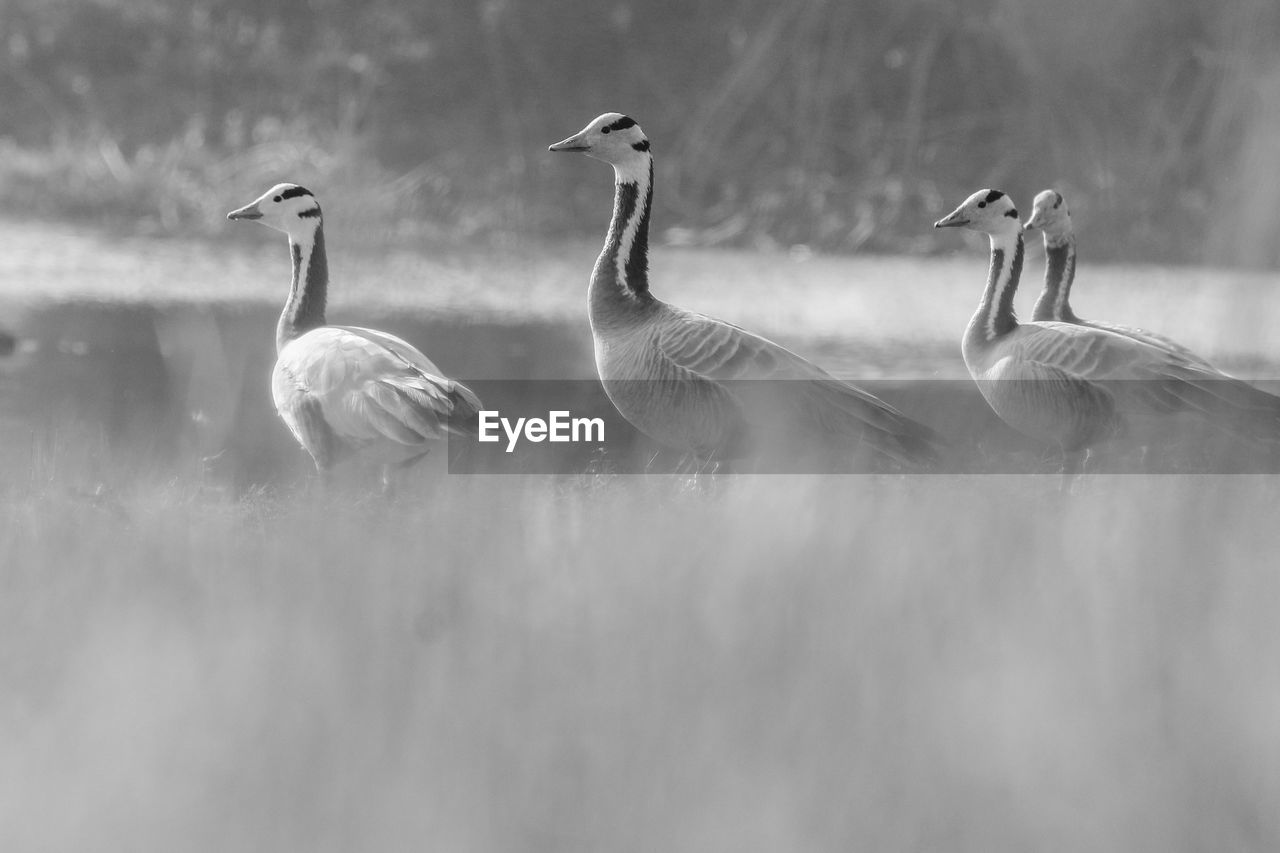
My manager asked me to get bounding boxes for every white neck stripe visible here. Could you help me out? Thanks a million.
[985,230,1021,340]
[291,231,315,290]
[613,160,651,300]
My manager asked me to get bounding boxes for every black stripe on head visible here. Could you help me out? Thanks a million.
[1052,192,1063,209]
[983,189,1005,204]
[631,139,650,152]
[1005,208,1019,219]
[280,186,313,201]
[605,116,637,132]
[298,207,321,218]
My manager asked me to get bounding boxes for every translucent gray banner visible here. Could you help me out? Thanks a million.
[445,380,1280,474]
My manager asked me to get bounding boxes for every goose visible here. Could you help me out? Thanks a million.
[549,113,943,470]
[226,183,481,484]
[1025,189,1210,367]
[936,188,1280,476]
[1025,188,1280,443]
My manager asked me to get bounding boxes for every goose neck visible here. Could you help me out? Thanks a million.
[966,228,1024,348]
[589,157,656,324]
[278,225,328,353]
[1031,233,1079,323]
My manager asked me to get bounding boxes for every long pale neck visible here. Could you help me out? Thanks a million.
[589,157,656,326]
[277,225,328,353]
[1030,233,1079,323]
[965,229,1024,348]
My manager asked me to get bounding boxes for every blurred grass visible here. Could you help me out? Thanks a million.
[2,471,1280,850]
[0,216,1279,847]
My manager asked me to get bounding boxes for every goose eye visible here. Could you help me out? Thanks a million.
[977,201,986,208]
[273,195,282,203]
[601,127,611,134]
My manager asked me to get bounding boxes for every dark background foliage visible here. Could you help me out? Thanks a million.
[2,0,1279,265]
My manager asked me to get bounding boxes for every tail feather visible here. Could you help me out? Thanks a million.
[446,380,484,436]
[1156,369,1280,446]
[809,379,946,468]
[359,383,434,444]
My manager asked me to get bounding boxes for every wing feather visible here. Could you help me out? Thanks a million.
[653,308,943,464]
[656,309,825,380]
[1082,319,1213,369]
[989,323,1280,443]
[332,325,445,376]
[272,326,483,465]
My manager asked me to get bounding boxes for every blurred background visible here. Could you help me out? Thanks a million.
[3,0,1280,266]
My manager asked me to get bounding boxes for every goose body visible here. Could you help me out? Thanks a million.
[550,113,943,467]
[936,189,1280,467]
[228,184,480,474]
[1025,189,1212,367]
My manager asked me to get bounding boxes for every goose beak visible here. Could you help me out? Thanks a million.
[933,209,968,229]
[1023,213,1045,231]
[548,130,590,153]
[226,202,263,221]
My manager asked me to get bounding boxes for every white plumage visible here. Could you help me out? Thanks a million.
[228,183,480,475]
[272,325,480,468]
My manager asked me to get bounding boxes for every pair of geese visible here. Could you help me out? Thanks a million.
[227,112,1280,480]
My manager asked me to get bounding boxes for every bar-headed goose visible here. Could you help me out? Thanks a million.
[1025,189,1210,367]
[549,113,943,469]
[937,188,1280,476]
[227,184,481,481]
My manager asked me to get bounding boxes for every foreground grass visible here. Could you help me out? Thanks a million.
[2,471,1279,851]
[3,224,1280,848]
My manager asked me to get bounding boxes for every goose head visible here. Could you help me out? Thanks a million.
[1023,189,1073,239]
[549,113,651,181]
[934,189,1022,237]
[227,183,322,239]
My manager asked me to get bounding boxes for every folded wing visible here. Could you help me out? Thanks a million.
[1002,322,1280,438]
[655,308,944,464]
[1082,319,1213,369]
[273,327,481,466]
